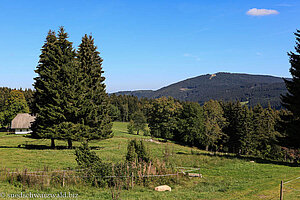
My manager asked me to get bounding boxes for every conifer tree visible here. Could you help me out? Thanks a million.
[31,30,60,148]
[32,27,77,148]
[53,27,78,148]
[221,101,243,153]
[33,29,112,148]
[77,34,112,141]
[281,29,300,148]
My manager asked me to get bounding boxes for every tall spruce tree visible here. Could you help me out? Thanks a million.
[77,34,112,141]
[221,101,243,153]
[32,27,77,148]
[281,29,300,148]
[54,27,78,148]
[222,101,255,154]
[33,29,112,148]
[31,30,60,148]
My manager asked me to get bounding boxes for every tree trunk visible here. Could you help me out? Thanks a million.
[51,138,56,149]
[68,139,73,149]
[205,145,209,151]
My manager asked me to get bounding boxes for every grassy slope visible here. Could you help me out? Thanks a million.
[0,122,299,200]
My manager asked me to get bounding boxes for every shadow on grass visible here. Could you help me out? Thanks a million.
[176,151,300,167]
[171,139,300,167]
[0,144,104,150]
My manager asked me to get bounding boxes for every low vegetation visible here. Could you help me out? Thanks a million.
[0,122,299,199]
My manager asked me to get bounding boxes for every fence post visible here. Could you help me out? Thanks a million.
[280,180,283,200]
[131,172,134,189]
[62,172,65,187]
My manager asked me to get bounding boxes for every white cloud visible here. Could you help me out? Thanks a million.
[246,8,279,16]
[183,53,201,61]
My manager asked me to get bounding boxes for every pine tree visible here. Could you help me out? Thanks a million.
[54,27,79,149]
[125,139,150,163]
[32,29,112,148]
[281,29,300,148]
[221,101,243,153]
[77,34,112,141]
[32,27,77,148]
[31,30,60,148]
[127,120,134,134]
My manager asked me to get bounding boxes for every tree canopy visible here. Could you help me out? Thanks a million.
[281,29,300,148]
[32,28,112,148]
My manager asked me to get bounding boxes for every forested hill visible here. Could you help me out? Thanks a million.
[113,72,289,109]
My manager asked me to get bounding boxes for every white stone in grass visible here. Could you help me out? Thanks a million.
[155,185,172,191]
[188,173,202,178]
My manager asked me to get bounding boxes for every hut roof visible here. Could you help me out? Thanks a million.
[11,113,35,129]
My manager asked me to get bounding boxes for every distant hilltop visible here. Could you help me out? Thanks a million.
[112,72,289,109]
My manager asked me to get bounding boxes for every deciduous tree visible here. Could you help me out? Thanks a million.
[148,97,182,139]
[203,100,227,151]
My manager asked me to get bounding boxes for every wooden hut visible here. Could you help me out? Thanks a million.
[11,113,35,134]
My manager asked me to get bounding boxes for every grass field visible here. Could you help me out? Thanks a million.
[0,122,299,200]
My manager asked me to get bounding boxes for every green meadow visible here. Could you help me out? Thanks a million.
[0,122,299,200]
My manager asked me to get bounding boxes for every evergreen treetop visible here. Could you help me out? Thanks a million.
[281,29,300,148]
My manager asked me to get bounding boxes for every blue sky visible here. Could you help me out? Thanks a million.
[0,0,299,92]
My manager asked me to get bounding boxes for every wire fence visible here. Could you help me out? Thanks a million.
[282,176,300,195]
[283,176,300,185]
[3,167,299,198]
[4,167,201,179]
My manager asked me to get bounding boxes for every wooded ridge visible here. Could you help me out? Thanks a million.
[113,72,289,109]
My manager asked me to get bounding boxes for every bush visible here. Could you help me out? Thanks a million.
[127,120,134,134]
[75,142,112,187]
[126,139,151,163]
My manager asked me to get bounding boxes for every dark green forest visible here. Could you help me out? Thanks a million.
[114,72,288,109]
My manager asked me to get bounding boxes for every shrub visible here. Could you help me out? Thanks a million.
[75,142,112,187]
[126,139,151,163]
[127,120,134,134]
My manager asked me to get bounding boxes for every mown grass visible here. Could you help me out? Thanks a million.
[0,122,299,199]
